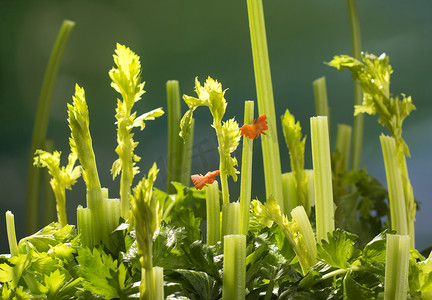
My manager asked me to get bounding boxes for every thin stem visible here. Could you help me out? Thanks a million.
[239,101,254,235]
[26,19,75,235]
[42,139,56,225]
[180,119,194,186]
[246,0,284,210]
[313,76,330,117]
[166,80,182,193]
[215,122,230,205]
[346,0,364,171]
[6,211,19,256]
[310,117,335,243]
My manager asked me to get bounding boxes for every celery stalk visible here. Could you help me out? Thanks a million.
[380,135,409,236]
[290,205,317,267]
[346,0,364,171]
[239,101,254,235]
[313,76,330,118]
[42,139,56,225]
[77,205,94,248]
[281,172,299,214]
[222,234,246,300]
[6,211,19,256]
[153,267,164,300]
[26,19,75,234]
[384,234,410,300]
[335,124,352,173]
[179,118,194,186]
[166,80,182,193]
[246,0,284,211]
[222,202,240,236]
[310,116,335,243]
[206,181,221,245]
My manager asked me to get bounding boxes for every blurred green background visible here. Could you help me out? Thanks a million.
[1,0,431,254]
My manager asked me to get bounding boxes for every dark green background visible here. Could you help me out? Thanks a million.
[1,0,431,253]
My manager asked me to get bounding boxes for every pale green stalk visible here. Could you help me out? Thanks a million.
[214,121,230,205]
[26,19,75,234]
[166,80,182,193]
[222,234,246,300]
[152,267,164,300]
[335,124,352,172]
[346,0,364,171]
[6,211,19,256]
[42,139,56,225]
[246,0,284,211]
[206,181,221,245]
[101,189,121,249]
[290,205,317,266]
[380,135,409,237]
[313,76,330,117]
[281,172,299,214]
[384,234,410,300]
[222,202,240,236]
[77,205,94,248]
[310,116,335,243]
[179,118,194,186]
[239,101,254,235]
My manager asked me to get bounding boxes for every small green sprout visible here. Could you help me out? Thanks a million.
[180,77,240,204]
[110,43,164,219]
[34,150,81,227]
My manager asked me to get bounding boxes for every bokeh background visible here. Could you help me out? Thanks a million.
[1,0,431,254]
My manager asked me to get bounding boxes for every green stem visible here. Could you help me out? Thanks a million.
[239,101,254,235]
[54,189,68,228]
[310,116,335,243]
[6,211,19,256]
[281,172,299,214]
[398,153,415,248]
[180,119,194,186]
[152,267,164,300]
[380,135,409,237]
[290,206,317,267]
[246,0,284,210]
[25,19,75,235]
[346,0,364,171]
[42,139,56,225]
[222,234,246,300]
[141,239,155,300]
[313,76,330,117]
[222,203,240,236]
[166,80,182,193]
[77,205,94,248]
[335,124,352,172]
[384,234,410,300]
[215,122,230,205]
[206,181,221,245]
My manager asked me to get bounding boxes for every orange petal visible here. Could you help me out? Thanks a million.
[191,170,220,190]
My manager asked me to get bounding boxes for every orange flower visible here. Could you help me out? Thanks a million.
[239,114,268,139]
[191,170,220,190]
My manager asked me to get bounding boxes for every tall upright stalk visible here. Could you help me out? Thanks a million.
[239,101,254,235]
[6,211,19,256]
[346,0,364,171]
[167,80,183,193]
[42,139,56,225]
[246,0,284,210]
[310,116,335,243]
[26,20,75,234]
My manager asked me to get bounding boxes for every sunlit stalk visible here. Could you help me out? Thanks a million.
[222,234,246,300]
[246,0,284,211]
[346,0,364,171]
[6,211,19,256]
[239,101,254,235]
[42,139,56,225]
[384,234,410,300]
[206,181,221,245]
[310,116,335,243]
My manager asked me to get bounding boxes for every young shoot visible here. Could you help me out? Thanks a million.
[34,150,81,228]
[281,109,310,215]
[131,163,164,300]
[328,52,416,247]
[251,198,317,275]
[110,43,164,219]
[180,77,240,205]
